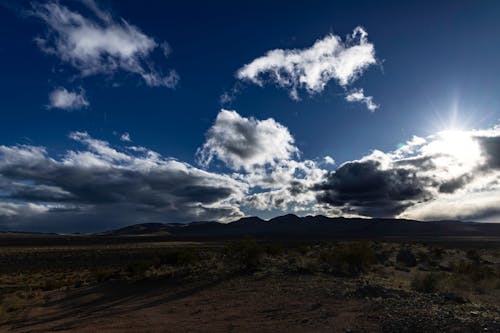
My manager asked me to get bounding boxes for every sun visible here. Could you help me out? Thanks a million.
[431,129,481,171]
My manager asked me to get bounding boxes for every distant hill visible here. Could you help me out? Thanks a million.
[104,215,500,240]
[104,223,175,236]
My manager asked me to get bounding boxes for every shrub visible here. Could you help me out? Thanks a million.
[375,250,390,265]
[0,293,25,313]
[466,249,481,263]
[225,237,265,271]
[431,247,445,259]
[265,243,284,256]
[411,272,441,293]
[396,249,417,267]
[452,260,494,282]
[416,250,429,263]
[91,268,116,283]
[126,260,155,277]
[159,250,197,266]
[320,242,374,277]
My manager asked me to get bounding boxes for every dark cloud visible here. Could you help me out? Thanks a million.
[314,129,500,221]
[316,160,430,217]
[288,180,308,196]
[476,135,500,169]
[3,122,500,231]
[0,137,245,232]
[438,175,473,194]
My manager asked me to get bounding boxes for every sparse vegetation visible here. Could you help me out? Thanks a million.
[225,237,266,270]
[0,237,499,331]
[319,241,375,277]
[396,248,417,267]
[411,272,442,292]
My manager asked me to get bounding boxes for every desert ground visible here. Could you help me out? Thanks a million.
[0,236,499,332]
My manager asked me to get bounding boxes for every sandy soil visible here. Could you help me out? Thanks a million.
[2,275,380,333]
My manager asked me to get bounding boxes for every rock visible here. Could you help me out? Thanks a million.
[396,249,417,267]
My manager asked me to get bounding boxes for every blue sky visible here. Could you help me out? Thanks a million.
[1,0,500,232]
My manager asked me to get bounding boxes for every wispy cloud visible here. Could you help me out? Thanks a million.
[31,1,178,88]
[345,88,378,112]
[236,27,376,100]
[120,132,131,142]
[48,87,89,110]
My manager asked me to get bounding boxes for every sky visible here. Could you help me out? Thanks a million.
[1,0,500,232]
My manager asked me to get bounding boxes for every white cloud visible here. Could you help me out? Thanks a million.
[120,132,131,142]
[69,131,131,163]
[236,27,376,100]
[196,110,331,214]
[197,109,299,171]
[32,1,178,88]
[241,159,328,213]
[345,88,378,112]
[5,104,500,231]
[323,156,335,165]
[80,0,112,23]
[48,87,89,110]
[399,190,500,222]
[0,202,53,218]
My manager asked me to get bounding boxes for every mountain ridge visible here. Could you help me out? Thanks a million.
[103,214,500,239]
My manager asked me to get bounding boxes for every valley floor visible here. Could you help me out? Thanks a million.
[0,239,499,332]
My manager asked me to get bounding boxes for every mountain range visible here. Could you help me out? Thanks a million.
[103,214,500,240]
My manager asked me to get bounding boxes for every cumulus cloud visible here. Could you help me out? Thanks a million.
[196,110,329,214]
[241,159,328,214]
[197,110,299,171]
[4,108,500,232]
[236,27,376,100]
[316,159,430,217]
[0,109,332,232]
[315,127,500,221]
[31,1,178,88]
[0,133,245,232]
[345,88,378,112]
[48,87,89,110]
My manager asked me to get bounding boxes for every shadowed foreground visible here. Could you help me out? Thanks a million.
[1,238,499,332]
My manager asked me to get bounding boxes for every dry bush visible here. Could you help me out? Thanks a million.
[452,260,495,282]
[91,267,117,283]
[320,241,375,277]
[225,237,266,271]
[0,293,25,314]
[411,272,442,293]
